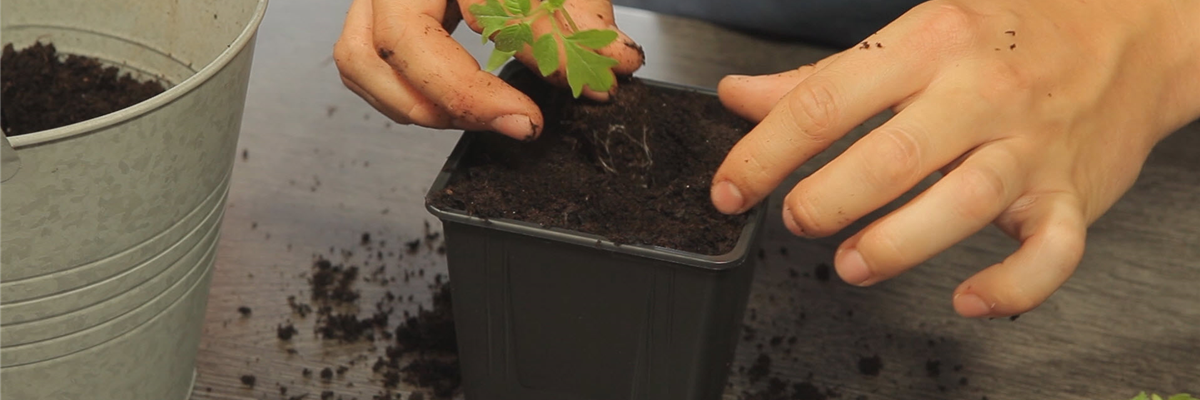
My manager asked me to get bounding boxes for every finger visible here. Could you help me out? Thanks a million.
[509,0,615,101]
[781,88,993,238]
[560,0,644,75]
[718,67,819,123]
[951,193,1087,317]
[373,0,543,139]
[718,54,843,122]
[710,45,936,215]
[342,78,404,125]
[831,144,1025,286]
[335,0,451,127]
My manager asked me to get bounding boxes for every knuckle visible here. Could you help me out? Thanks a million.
[911,2,977,50]
[333,39,360,71]
[952,164,1008,221]
[860,227,908,272]
[407,103,446,127]
[985,277,1040,314]
[782,80,840,140]
[1042,212,1087,263]
[371,23,409,58]
[860,126,923,187]
[338,74,357,91]
[1000,289,1040,314]
[440,91,478,121]
[786,194,836,237]
[975,61,1034,105]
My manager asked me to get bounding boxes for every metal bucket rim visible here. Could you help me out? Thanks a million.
[6,0,269,148]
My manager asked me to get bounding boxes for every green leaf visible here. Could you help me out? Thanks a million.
[469,0,507,17]
[1167,395,1198,400]
[503,0,531,16]
[478,17,510,44]
[563,40,618,97]
[566,29,618,49]
[1154,395,1164,400]
[470,0,511,44]
[493,23,534,52]
[546,0,566,9]
[485,49,515,71]
[1133,393,1150,400]
[531,35,559,76]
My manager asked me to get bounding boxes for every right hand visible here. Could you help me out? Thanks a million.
[334,0,646,140]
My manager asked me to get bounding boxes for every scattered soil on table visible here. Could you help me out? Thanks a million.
[747,353,772,384]
[373,281,460,398]
[857,354,882,376]
[277,323,299,340]
[279,227,460,399]
[1,42,166,136]
[430,66,753,255]
[310,259,360,303]
[814,263,832,282]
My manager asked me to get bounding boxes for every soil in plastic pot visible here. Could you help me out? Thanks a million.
[430,66,753,256]
[1,42,167,136]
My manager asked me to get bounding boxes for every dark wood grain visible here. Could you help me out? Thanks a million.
[192,1,1200,399]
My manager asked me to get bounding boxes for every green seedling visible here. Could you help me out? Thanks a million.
[470,0,620,97]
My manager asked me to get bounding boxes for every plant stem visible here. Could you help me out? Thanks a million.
[558,7,582,33]
[517,8,550,26]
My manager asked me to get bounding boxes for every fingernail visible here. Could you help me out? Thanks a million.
[490,114,534,139]
[782,205,804,236]
[953,293,993,318]
[711,181,744,214]
[837,248,871,286]
[722,75,754,87]
[583,87,611,102]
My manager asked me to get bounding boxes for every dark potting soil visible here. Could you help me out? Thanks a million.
[857,354,883,377]
[814,263,832,282]
[430,66,753,255]
[1,42,166,136]
[277,323,299,340]
[295,231,461,399]
[747,353,772,384]
[381,282,460,398]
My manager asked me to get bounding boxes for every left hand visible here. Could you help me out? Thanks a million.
[711,0,1200,317]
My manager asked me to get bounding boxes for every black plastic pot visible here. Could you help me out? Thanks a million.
[426,70,765,400]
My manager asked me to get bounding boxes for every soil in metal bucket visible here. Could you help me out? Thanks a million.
[1,42,166,136]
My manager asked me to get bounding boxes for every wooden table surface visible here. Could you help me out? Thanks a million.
[192,1,1200,399]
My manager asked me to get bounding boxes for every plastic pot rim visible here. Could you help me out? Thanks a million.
[426,68,764,271]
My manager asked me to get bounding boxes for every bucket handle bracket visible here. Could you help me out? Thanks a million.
[2,133,20,183]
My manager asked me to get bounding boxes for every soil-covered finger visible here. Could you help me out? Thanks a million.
[336,0,451,127]
[372,0,543,139]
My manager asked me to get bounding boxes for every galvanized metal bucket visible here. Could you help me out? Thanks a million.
[0,0,268,398]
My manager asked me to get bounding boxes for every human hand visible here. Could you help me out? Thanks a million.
[712,0,1200,317]
[334,0,645,140]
